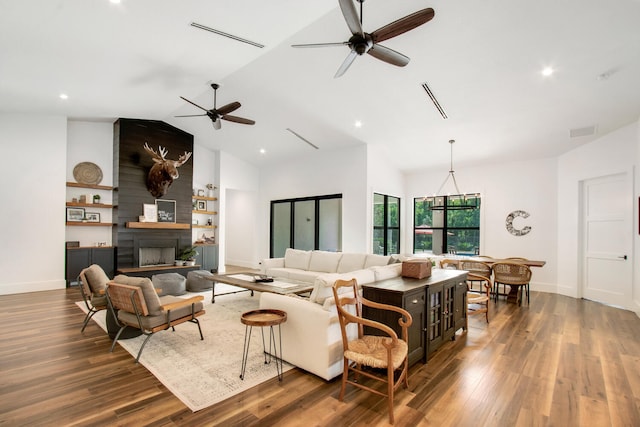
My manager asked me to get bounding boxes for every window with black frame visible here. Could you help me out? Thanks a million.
[373,193,400,255]
[413,194,480,255]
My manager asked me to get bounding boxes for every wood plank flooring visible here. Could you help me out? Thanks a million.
[1,287,639,426]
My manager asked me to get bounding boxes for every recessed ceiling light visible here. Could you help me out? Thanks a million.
[59,93,68,100]
[259,148,266,155]
[110,0,121,4]
[354,120,362,128]
[541,67,554,77]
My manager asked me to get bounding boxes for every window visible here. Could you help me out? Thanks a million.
[270,194,342,258]
[373,193,400,255]
[413,194,480,255]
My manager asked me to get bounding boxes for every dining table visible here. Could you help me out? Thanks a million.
[443,256,546,303]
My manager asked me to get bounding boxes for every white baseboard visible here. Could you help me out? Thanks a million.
[0,279,67,295]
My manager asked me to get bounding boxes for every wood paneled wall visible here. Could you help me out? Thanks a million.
[112,118,194,269]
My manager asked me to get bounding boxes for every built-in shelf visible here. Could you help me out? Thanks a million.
[66,222,114,227]
[126,222,191,229]
[193,225,217,229]
[192,195,217,201]
[192,210,217,215]
[66,182,113,190]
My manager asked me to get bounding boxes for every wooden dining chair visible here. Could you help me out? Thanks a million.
[466,273,491,324]
[459,260,492,294]
[332,279,412,425]
[491,262,532,305]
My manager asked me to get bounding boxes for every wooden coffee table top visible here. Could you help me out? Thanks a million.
[208,272,314,296]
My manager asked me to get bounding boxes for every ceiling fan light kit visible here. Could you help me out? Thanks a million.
[292,0,435,78]
[176,83,255,130]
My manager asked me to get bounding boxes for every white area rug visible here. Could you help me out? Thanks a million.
[77,284,293,411]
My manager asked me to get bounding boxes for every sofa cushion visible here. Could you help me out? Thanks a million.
[364,254,391,268]
[371,263,402,281]
[113,275,162,316]
[309,269,376,304]
[337,253,367,273]
[284,248,311,270]
[287,269,320,283]
[83,264,109,295]
[308,251,342,273]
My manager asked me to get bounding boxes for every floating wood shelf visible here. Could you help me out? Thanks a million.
[192,195,217,201]
[117,264,201,274]
[66,182,113,190]
[126,222,191,229]
[66,202,114,208]
[192,225,217,229]
[66,222,114,227]
[192,210,217,215]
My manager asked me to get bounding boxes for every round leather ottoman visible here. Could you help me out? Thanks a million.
[151,272,187,296]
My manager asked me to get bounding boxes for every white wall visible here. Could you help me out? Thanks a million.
[257,144,368,260]
[0,114,67,294]
[557,120,640,311]
[404,156,558,292]
[218,150,260,270]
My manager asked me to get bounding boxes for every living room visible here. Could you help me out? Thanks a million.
[1,1,640,425]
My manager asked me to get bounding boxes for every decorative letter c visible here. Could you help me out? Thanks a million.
[505,210,531,236]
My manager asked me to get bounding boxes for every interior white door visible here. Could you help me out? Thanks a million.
[581,172,633,308]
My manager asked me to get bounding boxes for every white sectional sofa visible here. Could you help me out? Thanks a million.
[259,248,404,380]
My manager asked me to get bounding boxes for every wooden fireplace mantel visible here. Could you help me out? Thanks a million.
[125,222,190,230]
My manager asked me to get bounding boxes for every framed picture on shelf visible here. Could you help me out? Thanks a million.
[85,212,100,223]
[156,199,176,223]
[143,203,158,222]
[66,207,85,222]
[196,200,206,211]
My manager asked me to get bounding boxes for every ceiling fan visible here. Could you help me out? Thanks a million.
[292,0,435,78]
[176,83,255,130]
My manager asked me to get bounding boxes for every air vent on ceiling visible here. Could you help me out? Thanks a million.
[569,125,597,138]
[190,22,264,48]
[286,128,319,149]
[421,82,448,119]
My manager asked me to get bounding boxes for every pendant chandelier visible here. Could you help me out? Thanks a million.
[426,139,479,210]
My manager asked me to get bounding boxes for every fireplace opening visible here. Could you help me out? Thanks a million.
[139,247,176,267]
[135,238,180,268]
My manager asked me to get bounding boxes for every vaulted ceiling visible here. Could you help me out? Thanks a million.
[2,0,639,171]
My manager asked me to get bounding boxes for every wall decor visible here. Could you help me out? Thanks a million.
[196,200,206,211]
[156,199,176,223]
[143,203,158,222]
[85,212,100,223]
[66,207,85,222]
[505,210,531,236]
[143,142,192,197]
[73,161,103,185]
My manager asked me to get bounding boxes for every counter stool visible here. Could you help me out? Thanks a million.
[240,309,287,381]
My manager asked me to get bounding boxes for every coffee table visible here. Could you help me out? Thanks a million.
[207,272,314,303]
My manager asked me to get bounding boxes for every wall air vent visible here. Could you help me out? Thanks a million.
[421,82,448,119]
[569,125,597,138]
[286,128,319,149]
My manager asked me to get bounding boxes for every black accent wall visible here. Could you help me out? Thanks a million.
[112,118,194,270]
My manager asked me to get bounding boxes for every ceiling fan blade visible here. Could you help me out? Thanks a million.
[292,41,349,48]
[216,101,241,115]
[180,96,209,112]
[222,115,255,125]
[212,118,222,130]
[334,49,358,78]
[339,0,364,36]
[372,8,435,43]
[175,114,208,117]
[367,44,410,67]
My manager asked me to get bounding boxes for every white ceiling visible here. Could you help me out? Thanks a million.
[2,0,640,172]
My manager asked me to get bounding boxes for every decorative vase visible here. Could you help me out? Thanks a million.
[207,189,214,198]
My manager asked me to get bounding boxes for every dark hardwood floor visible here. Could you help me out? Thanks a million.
[1,284,639,426]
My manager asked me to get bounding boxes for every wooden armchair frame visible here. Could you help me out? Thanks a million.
[106,282,205,363]
[332,279,413,424]
[466,273,492,324]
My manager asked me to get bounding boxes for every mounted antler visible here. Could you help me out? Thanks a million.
[143,142,192,197]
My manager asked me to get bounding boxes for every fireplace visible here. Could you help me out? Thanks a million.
[135,239,179,268]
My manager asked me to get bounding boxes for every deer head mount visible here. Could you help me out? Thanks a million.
[143,142,192,197]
